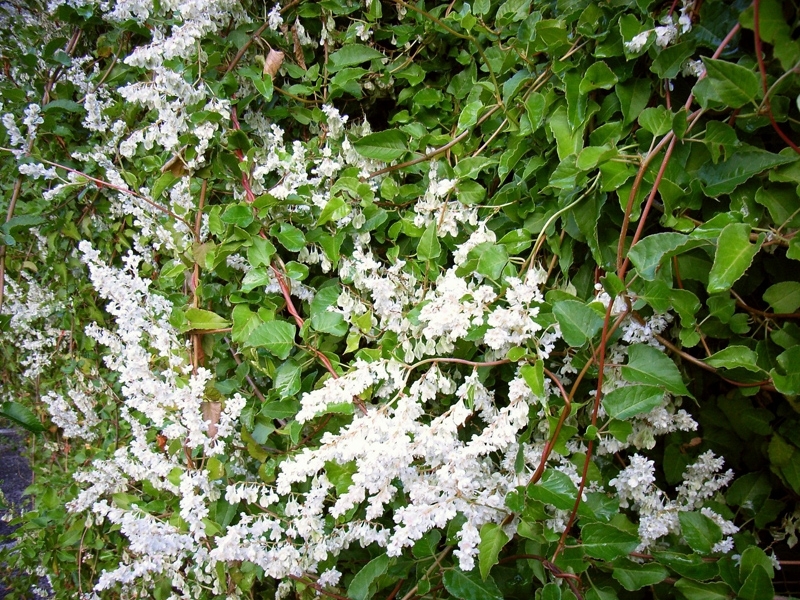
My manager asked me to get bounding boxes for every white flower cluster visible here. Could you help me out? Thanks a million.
[484,267,551,356]
[274,364,541,571]
[66,242,247,595]
[625,1,693,53]
[42,382,101,441]
[113,0,245,69]
[413,161,474,236]
[0,274,65,379]
[610,451,736,552]
[418,269,497,353]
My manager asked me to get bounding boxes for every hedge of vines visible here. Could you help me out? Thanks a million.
[1,0,800,598]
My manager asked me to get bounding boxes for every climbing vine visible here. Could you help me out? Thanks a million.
[1,0,800,598]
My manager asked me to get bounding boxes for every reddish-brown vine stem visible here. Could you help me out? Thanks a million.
[229,105,257,203]
[528,369,573,486]
[269,262,368,414]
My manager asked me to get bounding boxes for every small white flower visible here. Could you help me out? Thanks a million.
[625,31,651,53]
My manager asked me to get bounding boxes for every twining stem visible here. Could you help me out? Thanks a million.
[0,177,23,314]
[269,261,368,414]
[367,104,502,179]
[399,546,452,600]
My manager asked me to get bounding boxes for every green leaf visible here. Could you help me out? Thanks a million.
[457,101,483,133]
[697,58,760,109]
[275,223,306,252]
[274,360,302,398]
[247,321,296,359]
[651,41,697,79]
[456,181,486,205]
[739,546,775,580]
[627,232,689,281]
[520,361,544,397]
[329,44,385,70]
[653,551,719,581]
[525,92,546,131]
[185,308,231,330]
[478,523,509,580]
[412,530,442,559]
[417,222,441,261]
[699,149,795,197]
[704,345,762,372]
[707,224,762,293]
[738,565,774,600]
[616,78,652,126]
[317,196,351,226]
[231,305,263,343]
[468,242,508,280]
[585,587,618,600]
[611,559,669,591]
[727,472,771,515]
[581,523,639,561]
[347,553,390,600]
[622,344,691,396]
[579,61,618,93]
[443,568,503,600]
[603,385,664,421]
[42,98,83,113]
[247,236,276,268]
[310,284,348,336]
[638,106,673,136]
[151,171,178,200]
[261,399,299,420]
[1,401,45,433]
[553,300,604,347]
[679,512,722,555]
[352,129,408,161]
[220,204,254,228]
[763,281,800,313]
[673,578,732,600]
[527,469,577,510]
[454,157,497,180]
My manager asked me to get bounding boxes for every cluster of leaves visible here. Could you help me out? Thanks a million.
[1,0,800,598]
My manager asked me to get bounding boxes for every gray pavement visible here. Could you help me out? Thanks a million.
[0,427,34,598]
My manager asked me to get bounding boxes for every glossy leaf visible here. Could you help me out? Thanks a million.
[553,299,604,347]
[527,469,578,510]
[348,554,390,600]
[763,281,800,314]
[581,523,639,561]
[352,129,409,161]
[622,344,691,396]
[673,578,732,600]
[697,58,760,108]
[443,568,503,600]
[611,559,669,591]
[478,523,509,580]
[708,224,762,293]
[185,308,231,330]
[699,149,795,197]
[704,345,761,372]
[329,44,385,69]
[627,232,689,281]
[603,385,664,421]
[1,401,45,433]
[247,321,296,359]
[679,512,722,555]
[417,222,441,261]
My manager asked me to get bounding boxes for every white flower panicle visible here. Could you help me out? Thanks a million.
[611,451,737,552]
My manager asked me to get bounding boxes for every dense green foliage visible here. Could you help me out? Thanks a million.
[1,0,800,598]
